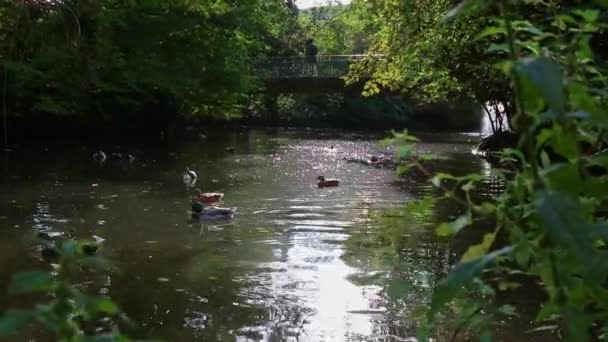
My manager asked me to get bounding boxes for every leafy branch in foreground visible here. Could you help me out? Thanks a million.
[387,0,608,340]
[0,240,130,341]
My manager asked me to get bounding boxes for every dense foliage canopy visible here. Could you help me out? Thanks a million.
[0,0,299,131]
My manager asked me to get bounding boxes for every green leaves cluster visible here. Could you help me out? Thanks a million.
[348,0,509,110]
[0,0,296,123]
[0,240,128,341]
[382,0,608,340]
[298,2,375,55]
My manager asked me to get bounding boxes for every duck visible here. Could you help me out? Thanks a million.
[93,150,107,163]
[225,146,235,153]
[317,176,340,188]
[192,188,224,204]
[182,167,197,184]
[191,202,235,220]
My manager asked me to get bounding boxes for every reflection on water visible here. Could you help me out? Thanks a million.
[0,129,548,341]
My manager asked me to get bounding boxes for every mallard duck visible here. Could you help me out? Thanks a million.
[182,167,197,184]
[93,150,107,163]
[192,188,224,204]
[191,203,235,220]
[317,176,340,188]
[225,146,235,153]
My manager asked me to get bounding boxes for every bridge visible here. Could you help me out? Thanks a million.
[257,55,371,93]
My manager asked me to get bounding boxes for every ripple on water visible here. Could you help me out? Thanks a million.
[0,130,515,341]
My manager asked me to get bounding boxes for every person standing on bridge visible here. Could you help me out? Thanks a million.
[305,38,318,76]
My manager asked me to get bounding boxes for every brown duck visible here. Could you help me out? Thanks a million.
[317,176,340,188]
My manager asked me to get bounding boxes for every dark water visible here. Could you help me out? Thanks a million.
[0,129,550,341]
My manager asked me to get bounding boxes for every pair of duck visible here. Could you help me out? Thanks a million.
[183,168,235,220]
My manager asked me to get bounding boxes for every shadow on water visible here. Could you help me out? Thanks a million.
[0,129,554,341]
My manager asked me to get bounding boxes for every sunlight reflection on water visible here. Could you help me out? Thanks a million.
[0,129,516,341]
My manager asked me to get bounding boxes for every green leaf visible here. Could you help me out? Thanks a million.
[536,128,553,146]
[431,246,512,314]
[573,9,599,23]
[515,57,565,117]
[476,26,507,40]
[480,330,492,342]
[436,211,471,237]
[564,307,590,342]
[486,43,509,53]
[540,163,583,195]
[0,310,32,337]
[92,297,120,315]
[535,191,595,274]
[551,125,578,159]
[569,82,608,127]
[461,232,496,262]
[396,145,413,160]
[8,272,53,295]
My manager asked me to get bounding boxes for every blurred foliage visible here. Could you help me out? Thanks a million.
[0,240,128,341]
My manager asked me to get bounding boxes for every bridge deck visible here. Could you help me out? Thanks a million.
[257,55,366,79]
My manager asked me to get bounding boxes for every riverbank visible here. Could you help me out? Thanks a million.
[0,90,483,145]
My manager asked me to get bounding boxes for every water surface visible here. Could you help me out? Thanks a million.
[0,129,551,341]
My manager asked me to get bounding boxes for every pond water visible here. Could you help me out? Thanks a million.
[0,129,552,341]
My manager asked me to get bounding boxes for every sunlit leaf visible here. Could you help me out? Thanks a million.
[436,211,471,237]
[461,232,496,262]
[461,181,474,192]
[0,310,31,337]
[476,26,507,40]
[92,297,120,315]
[8,272,53,295]
[431,246,512,314]
[486,43,509,53]
[573,9,599,23]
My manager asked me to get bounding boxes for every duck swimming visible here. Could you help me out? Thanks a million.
[317,176,340,188]
[182,167,197,184]
[93,150,107,163]
[191,202,235,220]
[192,188,224,204]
